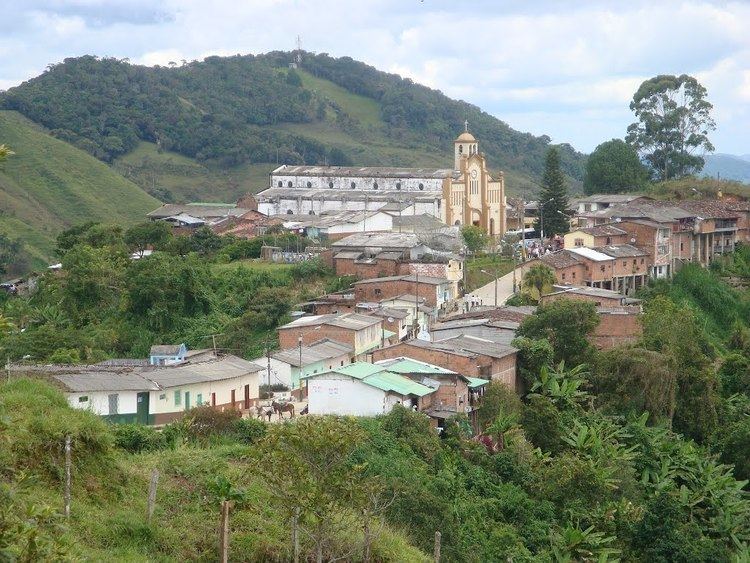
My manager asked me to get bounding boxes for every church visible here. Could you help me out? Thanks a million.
[256,125,506,236]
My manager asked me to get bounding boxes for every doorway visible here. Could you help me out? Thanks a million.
[136,392,149,425]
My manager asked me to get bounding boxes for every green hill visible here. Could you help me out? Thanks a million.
[0,111,159,269]
[2,53,586,203]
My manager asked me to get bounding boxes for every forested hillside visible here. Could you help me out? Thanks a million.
[0,111,158,269]
[1,53,586,202]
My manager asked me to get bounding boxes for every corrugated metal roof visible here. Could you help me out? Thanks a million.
[140,356,262,387]
[364,371,435,397]
[594,244,647,258]
[568,247,614,262]
[54,372,159,392]
[466,377,489,389]
[272,339,353,367]
[272,164,457,179]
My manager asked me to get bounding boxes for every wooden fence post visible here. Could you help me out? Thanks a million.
[64,435,71,518]
[147,468,159,522]
[292,507,300,563]
[219,500,231,563]
[434,530,441,563]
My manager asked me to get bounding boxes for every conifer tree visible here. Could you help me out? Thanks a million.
[534,147,570,238]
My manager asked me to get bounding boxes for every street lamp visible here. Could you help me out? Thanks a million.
[538,198,554,242]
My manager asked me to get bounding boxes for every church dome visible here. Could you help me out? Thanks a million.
[455,131,476,142]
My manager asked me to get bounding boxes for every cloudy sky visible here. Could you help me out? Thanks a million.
[2,0,749,154]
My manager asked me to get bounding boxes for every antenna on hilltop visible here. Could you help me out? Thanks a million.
[295,35,303,64]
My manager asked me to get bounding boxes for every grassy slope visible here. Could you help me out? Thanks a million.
[114,69,549,203]
[0,111,159,267]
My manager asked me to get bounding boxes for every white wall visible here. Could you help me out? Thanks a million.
[271,171,445,193]
[67,390,139,416]
[149,372,260,415]
[307,375,388,416]
[258,195,441,219]
[327,213,392,235]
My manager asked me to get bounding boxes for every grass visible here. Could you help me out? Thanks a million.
[0,378,431,562]
[0,111,159,268]
[465,254,515,292]
[114,141,276,202]
[298,70,382,128]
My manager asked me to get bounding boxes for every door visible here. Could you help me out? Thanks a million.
[136,392,149,425]
[211,392,216,407]
[185,391,191,410]
[244,384,250,410]
[231,389,236,408]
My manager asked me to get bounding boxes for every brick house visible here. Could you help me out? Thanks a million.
[617,220,675,278]
[540,285,641,308]
[353,275,455,310]
[371,335,519,391]
[277,313,385,359]
[592,307,643,349]
[564,225,629,248]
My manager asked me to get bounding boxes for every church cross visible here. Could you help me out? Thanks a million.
[464,119,469,132]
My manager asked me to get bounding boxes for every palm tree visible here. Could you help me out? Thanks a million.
[485,410,519,452]
[522,263,556,301]
[0,314,15,336]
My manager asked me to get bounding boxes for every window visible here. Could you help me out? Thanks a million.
[572,272,576,279]
[600,265,605,272]
[418,183,424,190]
[287,181,293,188]
[351,181,356,189]
[174,390,181,406]
[574,238,584,247]
[374,288,381,296]
[328,181,334,188]
[306,181,312,188]
[78,396,88,403]
[340,360,344,366]
[623,261,627,266]
[633,259,637,265]
[396,182,401,190]
[108,394,119,415]
[680,242,684,251]
[286,209,293,215]
[277,180,282,187]
[459,145,463,154]
[308,210,315,215]
[584,204,591,211]
[373,182,378,189]
[159,394,166,400]
[640,258,644,264]
[562,273,566,280]
[606,237,612,245]
[197,393,203,405]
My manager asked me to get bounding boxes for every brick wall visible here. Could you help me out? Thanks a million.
[278,326,356,350]
[551,263,588,285]
[592,310,642,349]
[610,255,650,277]
[355,279,440,306]
[334,257,399,278]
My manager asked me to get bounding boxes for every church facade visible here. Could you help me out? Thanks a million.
[256,126,506,235]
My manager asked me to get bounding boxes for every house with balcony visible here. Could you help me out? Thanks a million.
[563,225,629,249]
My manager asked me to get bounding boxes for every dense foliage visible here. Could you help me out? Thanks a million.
[0,222,336,362]
[534,147,570,237]
[0,53,585,181]
[584,138,649,194]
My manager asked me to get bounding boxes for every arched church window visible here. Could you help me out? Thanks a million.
[328,181,334,188]
[396,182,401,190]
[351,182,356,189]
[459,145,463,154]
[287,181,293,188]
[308,210,315,215]
[454,220,461,226]
[306,181,312,188]
[277,181,283,187]
[286,209,294,215]
[373,182,378,189]
[418,183,424,190]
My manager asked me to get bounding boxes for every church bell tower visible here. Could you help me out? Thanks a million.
[454,120,478,169]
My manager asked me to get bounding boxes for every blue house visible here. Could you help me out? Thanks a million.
[149,343,188,366]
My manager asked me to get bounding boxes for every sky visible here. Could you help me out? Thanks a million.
[1,0,749,155]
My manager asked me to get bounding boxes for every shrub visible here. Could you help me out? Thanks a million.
[233,418,267,444]
[182,405,242,442]
[111,423,171,453]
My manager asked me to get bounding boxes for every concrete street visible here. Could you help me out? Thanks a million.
[468,263,529,307]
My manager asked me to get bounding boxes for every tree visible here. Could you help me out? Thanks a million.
[0,234,21,276]
[461,225,489,253]
[534,147,570,238]
[517,299,599,365]
[626,74,715,180]
[583,139,649,194]
[0,144,14,163]
[124,221,172,256]
[521,263,556,301]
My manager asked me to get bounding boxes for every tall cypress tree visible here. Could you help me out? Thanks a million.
[534,147,570,238]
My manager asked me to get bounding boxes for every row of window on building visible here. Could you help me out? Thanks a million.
[276,180,428,191]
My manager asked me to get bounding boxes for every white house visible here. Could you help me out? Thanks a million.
[55,371,159,424]
[302,361,436,417]
[143,355,263,424]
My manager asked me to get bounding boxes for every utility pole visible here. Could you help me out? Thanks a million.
[64,435,72,518]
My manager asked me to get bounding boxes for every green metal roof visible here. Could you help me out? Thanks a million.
[301,362,382,381]
[362,371,435,397]
[466,377,489,389]
[382,329,397,339]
